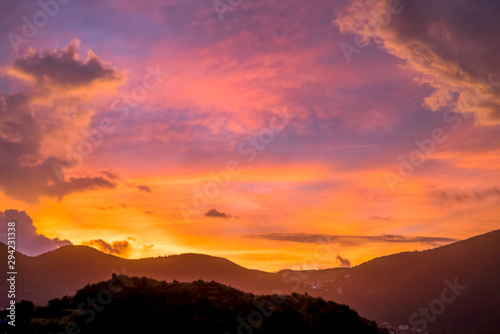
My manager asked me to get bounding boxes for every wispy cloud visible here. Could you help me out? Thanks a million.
[431,187,500,204]
[249,233,457,246]
[136,184,152,193]
[370,216,394,222]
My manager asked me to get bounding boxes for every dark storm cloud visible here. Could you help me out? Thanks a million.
[336,0,500,125]
[0,92,117,202]
[0,42,122,202]
[204,208,232,219]
[11,39,120,88]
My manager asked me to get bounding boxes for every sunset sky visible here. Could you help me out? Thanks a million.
[1,0,499,272]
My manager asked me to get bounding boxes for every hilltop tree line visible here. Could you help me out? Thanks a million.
[1,275,388,334]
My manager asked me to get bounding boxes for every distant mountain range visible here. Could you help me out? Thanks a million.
[1,230,499,333]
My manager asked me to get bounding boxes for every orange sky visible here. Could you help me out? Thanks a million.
[1,0,499,272]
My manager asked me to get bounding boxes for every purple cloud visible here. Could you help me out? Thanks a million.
[0,209,72,256]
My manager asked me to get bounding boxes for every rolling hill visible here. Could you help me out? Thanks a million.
[1,276,387,334]
[284,230,500,334]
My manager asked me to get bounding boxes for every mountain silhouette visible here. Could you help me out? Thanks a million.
[1,229,499,333]
[287,230,500,334]
[2,276,387,334]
